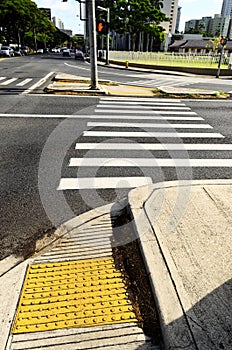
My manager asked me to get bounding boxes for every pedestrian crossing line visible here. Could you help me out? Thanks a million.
[99,101,187,106]
[96,104,191,110]
[69,158,232,168]
[57,177,153,190]
[83,131,224,138]
[0,78,18,85]
[95,110,197,115]
[75,143,232,151]
[16,78,33,86]
[0,77,6,81]
[102,97,182,102]
[91,115,203,120]
[87,122,213,129]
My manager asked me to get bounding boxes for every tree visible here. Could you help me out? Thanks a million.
[0,0,56,47]
[99,0,168,51]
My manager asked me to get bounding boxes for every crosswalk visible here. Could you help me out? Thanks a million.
[0,76,33,87]
[58,97,232,191]
[120,76,232,91]
[121,78,196,88]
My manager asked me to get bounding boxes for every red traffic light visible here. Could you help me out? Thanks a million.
[220,37,227,46]
[96,20,108,34]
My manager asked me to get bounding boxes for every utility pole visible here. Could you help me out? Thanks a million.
[88,0,99,89]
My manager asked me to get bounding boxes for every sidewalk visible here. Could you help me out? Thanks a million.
[44,72,227,98]
[0,179,231,349]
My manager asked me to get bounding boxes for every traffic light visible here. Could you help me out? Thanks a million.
[220,37,227,46]
[96,20,108,34]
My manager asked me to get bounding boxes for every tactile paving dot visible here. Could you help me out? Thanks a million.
[12,258,137,333]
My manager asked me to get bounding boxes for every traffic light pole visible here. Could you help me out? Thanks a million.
[106,7,110,65]
[88,0,99,89]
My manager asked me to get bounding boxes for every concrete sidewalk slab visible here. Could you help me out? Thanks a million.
[129,179,232,350]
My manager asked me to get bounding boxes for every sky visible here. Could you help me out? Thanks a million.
[33,0,224,34]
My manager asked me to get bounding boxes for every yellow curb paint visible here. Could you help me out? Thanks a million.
[12,258,137,333]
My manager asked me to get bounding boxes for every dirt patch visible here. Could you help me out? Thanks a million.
[153,89,230,99]
[111,207,162,346]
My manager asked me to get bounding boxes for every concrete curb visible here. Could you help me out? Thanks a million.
[128,179,232,350]
[0,202,114,278]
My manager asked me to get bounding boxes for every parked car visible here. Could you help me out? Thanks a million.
[75,49,84,60]
[43,48,49,53]
[62,49,71,57]
[14,49,24,56]
[21,46,29,55]
[37,49,44,54]
[0,46,11,57]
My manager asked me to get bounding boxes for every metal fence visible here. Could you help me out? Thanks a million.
[108,51,229,68]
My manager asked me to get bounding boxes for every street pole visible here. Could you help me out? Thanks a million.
[105,7,110,65]
[216,47,224,79]
[88,0,99,89]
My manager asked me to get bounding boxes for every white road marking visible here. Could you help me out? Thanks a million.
[21,72,54,95]
[87,122,213,129]
[83,131,224,138]
[69,158,232,167]
[0,114,204,120]
[75,143,232,151]
[96,104,191,110]
[16,78,33,86]
[0,78,18,85]
[57,176,152,190]
[0,77,6,81]
[99,101,186,106]
[102,97,182,102]
[95,109,197,115]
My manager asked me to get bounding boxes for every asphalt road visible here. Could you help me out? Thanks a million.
[1,54,232,260]
[1,53,232,94]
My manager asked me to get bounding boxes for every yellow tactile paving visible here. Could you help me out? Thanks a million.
[12,258,137,333]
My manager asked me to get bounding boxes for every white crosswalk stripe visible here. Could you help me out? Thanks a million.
[0,76,33,88]
[58,97,231,190]
[0,77,18,85]
[16,78,33,86]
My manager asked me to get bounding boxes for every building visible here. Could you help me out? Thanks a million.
[175,6,181,33]
[208,14,230,37]
[160,0,179,34]
[52,16,64,30]
[221,0,232,18]
[185,19,198,33]
[39,8,51,21]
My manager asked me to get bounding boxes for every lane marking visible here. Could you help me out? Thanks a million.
[83,131,225,138]
[69,158,232,167]
[75,143,232,151]
[0,78,18,85]
[87,122,213,129]
[0,77,6,81]
[16,78,33,86]
[0,114,204,120]
[57,177,152,190]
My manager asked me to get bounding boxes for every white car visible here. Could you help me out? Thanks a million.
[0,46,12,57]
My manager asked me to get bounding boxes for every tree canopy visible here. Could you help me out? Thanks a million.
[97,0,168,49]
[0,0,63,48]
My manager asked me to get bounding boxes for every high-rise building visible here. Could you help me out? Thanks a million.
[52,16,65,30]
[175,6,181,33]
[221,0,232,18]
[160,0,179,34]
[39,8,51,21]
